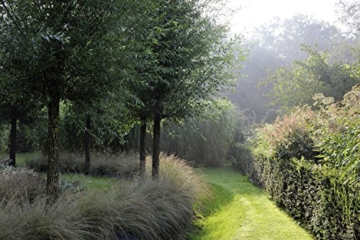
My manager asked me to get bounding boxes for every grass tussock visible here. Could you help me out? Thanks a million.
[0,153,209,240]
[26,151,138,177]
[0,166,46,204]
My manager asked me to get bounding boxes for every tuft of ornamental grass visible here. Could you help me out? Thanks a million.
[148,153,210,200]
[0,194,95,240]
[0,153,209,240]
[26,151,139,177]
[0,167,46,204]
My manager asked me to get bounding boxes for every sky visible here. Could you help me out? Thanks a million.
[228,0,340,35]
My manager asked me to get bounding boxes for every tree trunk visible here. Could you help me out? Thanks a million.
[84,114,91,175]
[46,93,60,201]
[9,111,17,167]
[152,108,161,180]
[139,117,147,177]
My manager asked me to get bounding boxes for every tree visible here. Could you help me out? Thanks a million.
[226,14,351,122]
[0,0,129,199]
[127,0,242,178]
[62,91,134,174]
[0,106,38,167]
[264,47,360,110]
[226,42,282,122]
[253,14,346,61]
[0,19,42,167]
[337,0,360,36]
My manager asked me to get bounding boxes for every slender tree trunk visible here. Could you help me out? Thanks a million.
[139,117,147,177]
[46,93,60,201]
[9,111,17,167]
[84,114,91,175]
[152,107,161,180]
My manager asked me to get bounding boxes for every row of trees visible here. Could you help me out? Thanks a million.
[0,0,241,200]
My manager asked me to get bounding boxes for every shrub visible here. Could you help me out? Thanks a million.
[249,85,360,239]
[254,106,316,160]
[230,143,260,185]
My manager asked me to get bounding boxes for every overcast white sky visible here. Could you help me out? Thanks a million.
[228,0,340,35]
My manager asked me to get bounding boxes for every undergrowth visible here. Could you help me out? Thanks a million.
[26,151,138,177]
[0,154,209,240]
[246,85,360,239]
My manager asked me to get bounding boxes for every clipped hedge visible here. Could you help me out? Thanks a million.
[254,156,360,239]
[243,85,360,239]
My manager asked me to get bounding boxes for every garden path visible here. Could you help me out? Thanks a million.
[192,165,314,240]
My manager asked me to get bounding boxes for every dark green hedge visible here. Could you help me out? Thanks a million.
[250,154,360,240]
[234,87,360,239]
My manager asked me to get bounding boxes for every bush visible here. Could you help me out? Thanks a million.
[230,143,260,185]
[249,85,360,239]
[254,106,316,160]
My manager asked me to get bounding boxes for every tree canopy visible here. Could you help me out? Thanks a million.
[0,0,138,199]
[264,47,360,110]
[124,0,242,177]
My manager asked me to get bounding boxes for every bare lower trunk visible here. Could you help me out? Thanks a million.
[46,94,60,201]
[84,114,91,175]
[152,109,161,180]
[139,117,147,177]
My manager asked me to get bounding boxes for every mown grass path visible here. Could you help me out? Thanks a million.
[191,165,314,240]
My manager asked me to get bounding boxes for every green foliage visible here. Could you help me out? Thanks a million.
[160,99,242,166]
[264,47,360,110]
[227,14,358,122]
[262,108,279,123]
[230,143,259,184]
[0,0,146,195]
[61,100,132,152]
[337,0,360,37]
[0,124,9,153]
[254,106,316,160]
[126,0,242,121]
[254,14,346,61]
[249,85,360,239]
[123,0,243,178]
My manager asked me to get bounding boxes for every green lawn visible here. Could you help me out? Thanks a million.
[62,173,119,191]
[191,165,314,240]
[5,153,315,239]
[0,152,41,167]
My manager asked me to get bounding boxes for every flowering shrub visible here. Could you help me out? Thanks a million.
[254,106,316,161]
[249,85,360,239]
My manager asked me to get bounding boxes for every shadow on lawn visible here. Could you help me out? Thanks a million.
[200,183,235,216]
